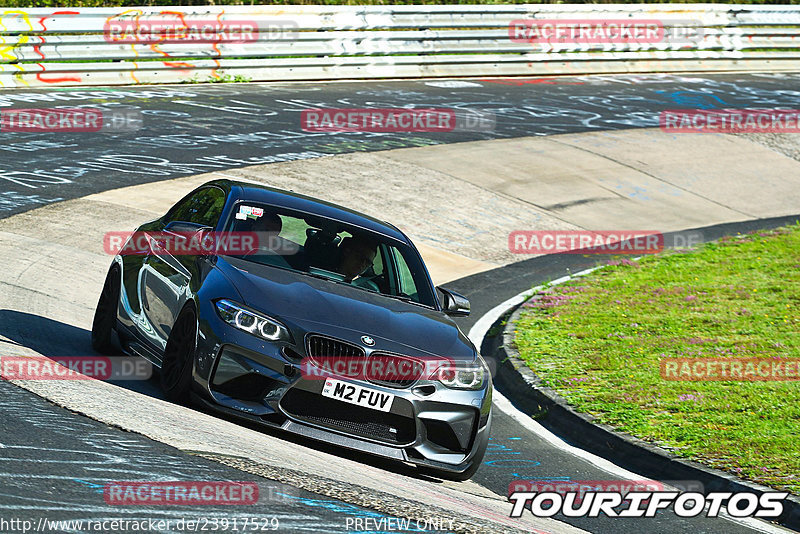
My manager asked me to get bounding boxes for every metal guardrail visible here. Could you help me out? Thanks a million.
[1,5,800,87]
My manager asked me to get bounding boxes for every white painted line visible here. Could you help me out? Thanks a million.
[468,267,792,534]
[468,268,601,352]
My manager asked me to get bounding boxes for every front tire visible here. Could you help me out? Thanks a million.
[91,266,120,354]
[160,307,197,404]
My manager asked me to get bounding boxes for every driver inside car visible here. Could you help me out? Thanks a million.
[335,235,379,291]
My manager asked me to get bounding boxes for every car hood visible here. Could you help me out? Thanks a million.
[217,257,476,360]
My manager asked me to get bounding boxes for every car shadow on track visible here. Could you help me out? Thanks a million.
[0,309,446,484]
[0,309,164,397]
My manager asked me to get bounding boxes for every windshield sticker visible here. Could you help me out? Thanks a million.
[236,205,264,220]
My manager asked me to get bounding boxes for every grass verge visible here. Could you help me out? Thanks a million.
[513,224,800,494]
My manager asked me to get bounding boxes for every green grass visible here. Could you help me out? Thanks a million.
[513,224,800,494]
[182,73,252,84]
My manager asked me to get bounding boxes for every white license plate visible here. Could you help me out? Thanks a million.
[321,378,395,412]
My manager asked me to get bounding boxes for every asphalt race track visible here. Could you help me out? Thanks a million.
[1,73,799,534]
[1,380,426,533]
[2,72,800,217]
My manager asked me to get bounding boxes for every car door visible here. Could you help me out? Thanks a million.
[141,186,226,355]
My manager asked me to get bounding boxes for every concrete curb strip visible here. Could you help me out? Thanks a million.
[197,453,531,534]
[9,375,574,534]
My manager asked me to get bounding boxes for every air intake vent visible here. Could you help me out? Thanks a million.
[280,388,416,445]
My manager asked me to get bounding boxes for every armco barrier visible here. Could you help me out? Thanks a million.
[1,4,800,87]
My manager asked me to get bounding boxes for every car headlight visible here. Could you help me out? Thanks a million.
[215,299,291,342]
[432,356,488,390]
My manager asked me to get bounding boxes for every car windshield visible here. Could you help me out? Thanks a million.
[223,202,437,307]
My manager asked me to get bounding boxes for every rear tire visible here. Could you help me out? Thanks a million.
[91,266,120,354]
[160,307,197,404]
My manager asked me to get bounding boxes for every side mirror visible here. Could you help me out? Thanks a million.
[437,287,470,317]
[194,226,216,256]
[164,222,215,256]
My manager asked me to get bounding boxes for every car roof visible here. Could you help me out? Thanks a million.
[208,179,410,243]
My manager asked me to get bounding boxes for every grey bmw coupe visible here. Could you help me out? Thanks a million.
[91,179,492,480]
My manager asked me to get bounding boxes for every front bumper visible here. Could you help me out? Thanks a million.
[192,303,492,473]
